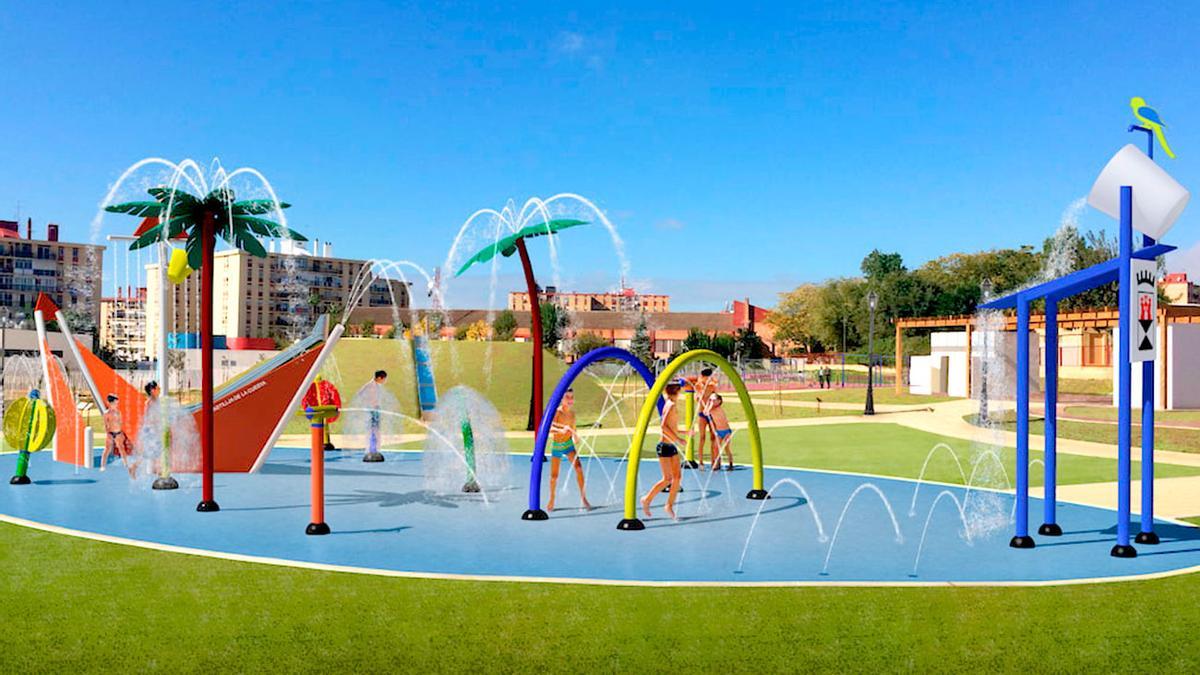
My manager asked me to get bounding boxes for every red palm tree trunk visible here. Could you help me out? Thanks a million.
[197,212,219,511]
[515,238,543,432]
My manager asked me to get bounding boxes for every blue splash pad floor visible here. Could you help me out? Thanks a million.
[3,448,1199,585]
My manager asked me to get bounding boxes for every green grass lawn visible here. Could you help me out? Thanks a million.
[1064,405,1200,425]
[5,520,1200,672]
[7,419,1200,671]
[1057,378,1113,397]
[288,339,864,435]
[402,423,1200,488]
[967,412,1200,455]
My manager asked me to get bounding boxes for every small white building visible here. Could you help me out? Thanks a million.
[1111,323,1200,410]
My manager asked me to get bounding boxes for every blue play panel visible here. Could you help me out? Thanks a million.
[3,448,1199,584]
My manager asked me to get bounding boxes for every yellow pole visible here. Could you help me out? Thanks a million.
[620,349,766,528]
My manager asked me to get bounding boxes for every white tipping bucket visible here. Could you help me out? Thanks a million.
[1087,144,1190,241]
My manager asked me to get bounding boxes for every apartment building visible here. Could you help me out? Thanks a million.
[0,219,104,329]
[99,286,147,363]
[508,286,670,313]
[1161,272,1199,305]
[144,245,409,360]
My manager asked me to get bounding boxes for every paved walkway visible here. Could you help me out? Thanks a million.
[1032,477,1200,521]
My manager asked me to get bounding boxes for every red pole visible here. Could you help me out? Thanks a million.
[515,238,543,432]
[307,419,329,534]
[197,212,218,512]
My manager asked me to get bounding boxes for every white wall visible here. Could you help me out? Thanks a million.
[931,332,969,397]
[909,355,936,395]
[967,330,1041,401]
[1167,324,1200,410]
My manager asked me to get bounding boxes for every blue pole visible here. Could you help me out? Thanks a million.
[1113,185,1136,558]
[1128,125,1154,159]
[1138,232,1159,545]
[1040,298,1062,536]
[522,346,661,520]
[1011,296,1034,548]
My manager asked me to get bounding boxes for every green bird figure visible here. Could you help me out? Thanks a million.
[1131,96,1176,159]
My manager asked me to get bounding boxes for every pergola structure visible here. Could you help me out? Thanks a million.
[893,305,1200,399]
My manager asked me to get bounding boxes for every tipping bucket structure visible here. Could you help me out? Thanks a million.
[1088,144,1190,240]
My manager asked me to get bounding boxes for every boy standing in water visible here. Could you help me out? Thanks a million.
[707,394,735,471]
[368,370,387,451]
[687,368,719,469]
[546,388,592,511]
[101,394,136,477]
[642,383,690,521]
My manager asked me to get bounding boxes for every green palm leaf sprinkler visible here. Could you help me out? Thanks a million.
[454,219,588,431]
[107,186,305,511]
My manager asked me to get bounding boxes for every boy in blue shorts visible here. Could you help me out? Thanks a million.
[547,389,592,511]
[707,394,735,471]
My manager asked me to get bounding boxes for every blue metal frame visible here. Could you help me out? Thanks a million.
[1014,297,1031,545]
[1139,232,1158,544]
[982,184,1170,556]
[1129,124,1154,159]
[1043,299,1058,531]
[524,346,661,516]
[1115,186,1134,554]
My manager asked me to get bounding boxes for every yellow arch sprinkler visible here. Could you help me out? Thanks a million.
[6,389,56,485]
[616,349,768,531]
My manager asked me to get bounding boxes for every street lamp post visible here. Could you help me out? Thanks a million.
[865,291,878,416]
[978,279,993,425]
[841,314,847,387]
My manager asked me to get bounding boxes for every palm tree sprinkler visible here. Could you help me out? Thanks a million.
[455,219,587,431]
[108,186,306,511]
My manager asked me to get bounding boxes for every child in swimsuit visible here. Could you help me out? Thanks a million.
[707,394,735,471]
[687,368,719,469]
[546,389,592,511]
[641,383,690,521]
[101,394,137,477]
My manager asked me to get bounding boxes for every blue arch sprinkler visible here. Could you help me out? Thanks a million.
[522,346,659,521]
[980,102,1188,558]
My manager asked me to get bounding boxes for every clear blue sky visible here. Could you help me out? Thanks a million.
[2,1,1198,310]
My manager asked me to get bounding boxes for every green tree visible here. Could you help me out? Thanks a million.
[631,316,653,366]
[492,309,517,341]
[683,328,712,352]
[572,331,610,358]
[769,283,826,353]
[861,249,906,281]
[1049,227,1120,310]
[734,328,768,360]
[711,333,736,358]
[540,302,568,350]
[465,319,490,341]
